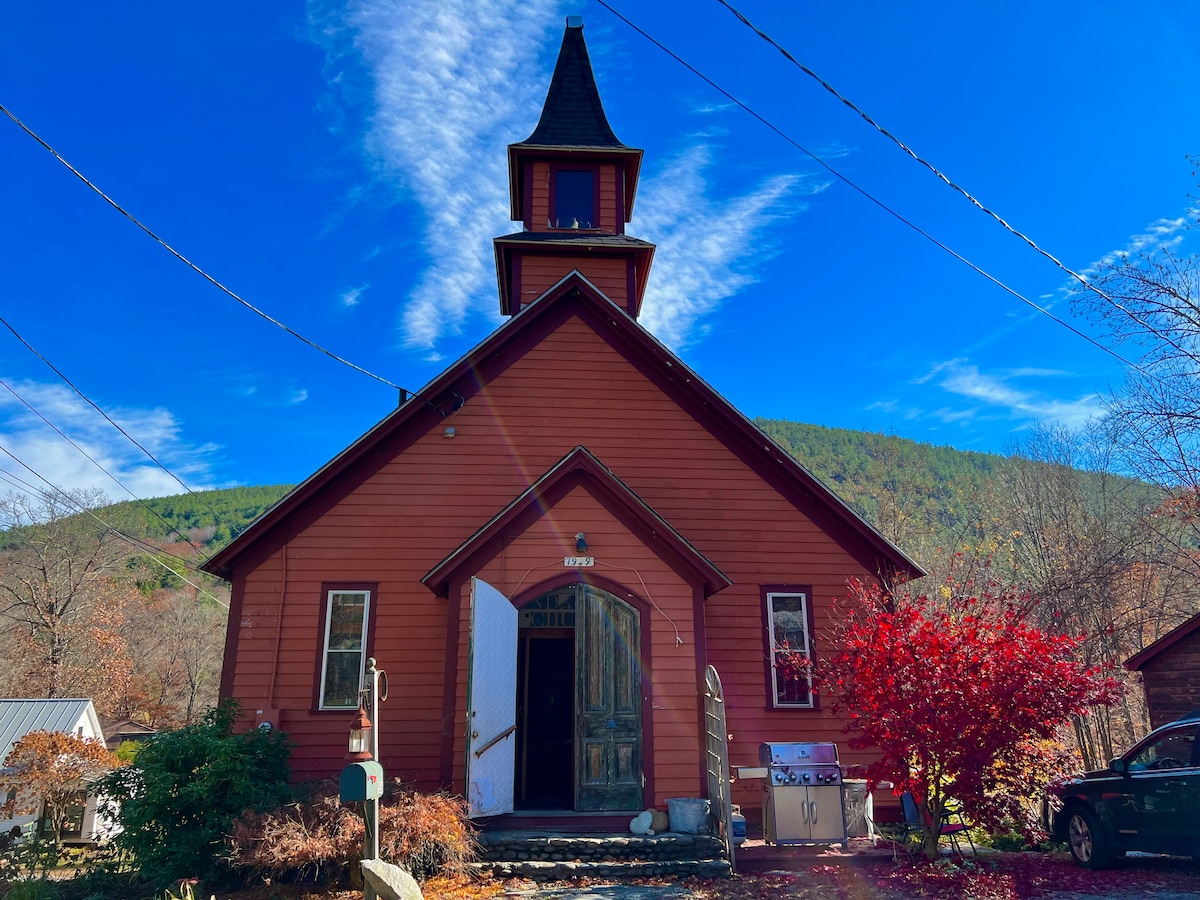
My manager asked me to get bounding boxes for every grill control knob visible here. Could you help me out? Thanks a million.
[803,772,811,782]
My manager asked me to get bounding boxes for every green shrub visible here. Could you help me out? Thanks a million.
[4,879,61,900]
[97,700,291,887]
[0,836,58,880]
[62,872,145,900]
[987,829,1029,852]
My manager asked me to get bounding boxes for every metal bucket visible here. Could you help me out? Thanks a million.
[667,797,710,834]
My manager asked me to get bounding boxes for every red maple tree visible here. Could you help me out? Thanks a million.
[821,579,1121,858]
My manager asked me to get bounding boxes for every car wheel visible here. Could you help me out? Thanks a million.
[1067,807,1113,869]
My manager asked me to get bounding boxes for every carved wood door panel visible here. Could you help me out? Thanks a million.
[575,585,642,811]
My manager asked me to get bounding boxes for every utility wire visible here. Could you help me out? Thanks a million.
[0,102,409,397]
[710,0,1197,371]
[0,312,238,534]
[0,454,227,606]
[595,0,1154,380]
[0,375,204,554]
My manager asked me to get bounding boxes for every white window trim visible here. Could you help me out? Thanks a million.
[767,591,814,709]
[318,589,371,710]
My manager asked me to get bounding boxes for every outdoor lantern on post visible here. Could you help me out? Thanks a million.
[347,705,373,761]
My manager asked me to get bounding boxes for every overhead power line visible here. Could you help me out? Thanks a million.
[0,375,204,554]
[0,102,410,398]
[710,0,1198,371]
[595,0,1153,380]
[0,450,228,606]
[0,312,238,534]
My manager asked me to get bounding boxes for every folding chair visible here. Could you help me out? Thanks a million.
[937,800,976,855]
[869,796,923,858]
[899,792,976,855]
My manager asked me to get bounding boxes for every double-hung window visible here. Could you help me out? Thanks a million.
[766,589,814,708]
[319,589,370,709]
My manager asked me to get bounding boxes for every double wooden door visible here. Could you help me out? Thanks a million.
[470,579,643,814]
[574,585,642,811]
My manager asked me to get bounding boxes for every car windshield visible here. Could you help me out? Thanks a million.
[1126,726,1196,771]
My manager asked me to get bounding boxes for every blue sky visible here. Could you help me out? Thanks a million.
[1,0,1197,501]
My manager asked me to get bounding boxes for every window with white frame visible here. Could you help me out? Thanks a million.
[319,590,370,709]
[767,591,813,707]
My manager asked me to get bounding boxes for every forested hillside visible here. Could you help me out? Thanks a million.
[1,420,1196,763]
[101,484,293,550]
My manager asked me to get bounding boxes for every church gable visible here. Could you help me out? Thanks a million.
[422,445,731,598]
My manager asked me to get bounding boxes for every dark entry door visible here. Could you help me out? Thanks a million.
[575,585,643,811]
[516,632,574,808]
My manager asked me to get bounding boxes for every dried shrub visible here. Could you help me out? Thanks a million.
[228,789,359,882]
[378,789,476,880]
[227,782,476,883]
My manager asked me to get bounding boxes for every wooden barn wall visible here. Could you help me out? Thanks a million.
[519,255,627,310]
[227,312,877,806]
[1141,635,1200,729]
[451,484,700,807]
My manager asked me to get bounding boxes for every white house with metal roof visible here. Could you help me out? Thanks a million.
[0,698,115,844]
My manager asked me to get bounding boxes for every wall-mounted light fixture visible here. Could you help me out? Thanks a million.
[444,427,456,439]
[575,532,588,553]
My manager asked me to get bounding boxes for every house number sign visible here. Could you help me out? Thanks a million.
[564,556,595,567]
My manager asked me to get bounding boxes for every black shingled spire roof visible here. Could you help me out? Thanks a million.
[515,18,626,149]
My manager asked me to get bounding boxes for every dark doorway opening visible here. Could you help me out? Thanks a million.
[516,630,574,808]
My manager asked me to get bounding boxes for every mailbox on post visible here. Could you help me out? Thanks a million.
[340,760,384,802]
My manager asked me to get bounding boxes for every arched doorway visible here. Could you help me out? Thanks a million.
[515,582,642,811]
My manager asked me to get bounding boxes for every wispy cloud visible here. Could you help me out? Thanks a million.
[315,0,813,352]
[316,0,560,349]
[339,284,367,307]
[1088,217,1190,272]
[634,146,819,348]
[0,380,220,500]
[918,359,1103,429]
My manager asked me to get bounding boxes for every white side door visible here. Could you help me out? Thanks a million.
[465,577,518,818]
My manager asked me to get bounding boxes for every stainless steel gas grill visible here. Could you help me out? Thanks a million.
[752,741,848,848]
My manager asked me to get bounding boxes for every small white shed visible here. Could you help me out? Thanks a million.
[0,698,116,844]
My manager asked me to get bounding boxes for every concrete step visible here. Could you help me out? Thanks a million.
[477,831,726,864]
[469,858,733,881]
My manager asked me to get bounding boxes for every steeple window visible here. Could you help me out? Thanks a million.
[553,168,596,229]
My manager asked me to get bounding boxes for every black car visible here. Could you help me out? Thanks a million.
[1047,711,1200,868]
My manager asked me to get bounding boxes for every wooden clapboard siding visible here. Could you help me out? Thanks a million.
[1128,616,1200,729]
[599,164,618,231]
[221,307,882,804]
[519,255,627,309]
[530,161,549,228]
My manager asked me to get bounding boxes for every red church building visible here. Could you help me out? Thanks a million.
[205,18,917,828]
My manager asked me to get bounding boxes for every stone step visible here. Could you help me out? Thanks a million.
[469,858,733,881]
[477,831,726,864]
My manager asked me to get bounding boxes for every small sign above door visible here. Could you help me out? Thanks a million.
[564,556,595,567]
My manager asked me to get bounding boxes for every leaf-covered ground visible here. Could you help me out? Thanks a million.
[196,852,1200,900]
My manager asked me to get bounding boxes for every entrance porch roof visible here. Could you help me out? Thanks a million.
[421,445,732,599]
